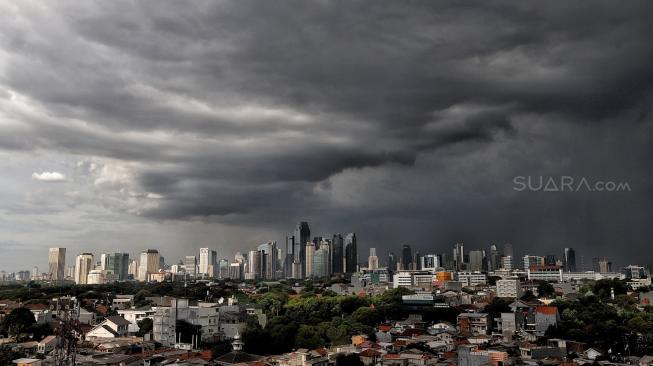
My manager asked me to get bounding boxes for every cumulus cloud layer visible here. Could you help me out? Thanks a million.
[0,1,652,268]
[31,171,66,182]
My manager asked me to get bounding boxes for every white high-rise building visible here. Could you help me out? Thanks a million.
[421,254,440,273]
[199,248,217,278]
[48,247,66,283]
[74,253,94,284]
[502,256,513,270]
[138,249,160,282]
[368,248,379,270]
[305,242,315,277]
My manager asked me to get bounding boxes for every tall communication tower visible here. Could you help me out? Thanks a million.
[53,297,81,366]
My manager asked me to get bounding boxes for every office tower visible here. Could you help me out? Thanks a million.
[199,248,218,278]
[368,248,379,270]
[258,241,278,280]
[598,260,612,273]
[401,245,412,270]
[440,252,454,270]
[48,247,66,283]
[421,254,439,272]
[293,222,311,277]
[388,252,397,272]
[218,259,230,279]
[31,266,39,281]
[183,256,197,277]
[468,250,484,272]
[248,250,262,279]
[344,233,358,273]
[105,253,129,281]
[413,250,421,270]
[564,248,577,272]
[503,243,514,258]
[235,252,246,264]
[138,249,160,282]
[284,235,295,278]
[489,245,500,271]
[229,262,244,280]
[305,242,316,277]
[313,245,330,278]
[128,260,139,279]
[100,254,109,270]
[502,256,513,270]
[74,253,94,284]
[453,243,465,271]
[331,234,344,274]
[592,257,600,272]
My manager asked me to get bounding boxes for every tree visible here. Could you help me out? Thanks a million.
[537,282,555,298]
[0,307,35,340]
[136,318,153,337]
[336,353,363,366]
[295,325,324,349]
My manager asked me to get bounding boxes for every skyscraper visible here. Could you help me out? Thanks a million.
[184,256,197,277]
[313,244,330,278]
[368,248,379,270]
[489,245,500,271]
[284,235,295,278]
[48,247,66,283]
[468,250,484,272]
[258,241,278,280]
[305,242,316,277]
[344,233,358,273]
[453,243,465,271]
[106,253,129,281]
[138,249,160,282]
[199,248,218,278]
[331,234,344,274]
[74,253,94,284]
[387,252,397,272]
[294,222,310,277]
[503,243,514,258]
[564,248,577,272]
[401,245,412,270]
[421,254,439,272]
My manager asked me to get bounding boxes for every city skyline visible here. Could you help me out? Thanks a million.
[1,2,653,271]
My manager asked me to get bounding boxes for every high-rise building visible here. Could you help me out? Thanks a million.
[331,234,344,275]
[248,250,262,279]
[284,235,295,278]
[258,241,278,280]
[468,250,485,272]
[502,256,513,270]
[313,245,330,278]
[523,255,543,270]
[229,262,243,280]
[401,245,412,271]
[104,253,129,281]
[598,260,612,273]
[138,249,160,282]
[489,245,500,271]
[368,248,379,270]
[294,222,311,277]
[305,242,316,277]
[74,253,94,284]
[421,254,439,272]
[218,259,230,279]
[413,250,421,270]
[128,260,139,279]
[199,248,218,278]
[184,256,197,277]
[48,247,66,283]
[388,252,397,272]
[453,243,465,271]
[564,248,577,272]
[344,233,358,273]
[503,243,514,258]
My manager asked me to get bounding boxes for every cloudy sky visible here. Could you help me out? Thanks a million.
[1,1,652,272]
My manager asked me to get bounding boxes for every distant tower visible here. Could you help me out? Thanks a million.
[368,248,379,270]
[401,245,412,270]
[387,252,397,272]
[564,248,577,272]
[48,247,66,284]
[344,233,357,273]
[294,222,311,277]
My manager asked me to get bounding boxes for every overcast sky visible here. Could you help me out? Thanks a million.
[1,1,652,272]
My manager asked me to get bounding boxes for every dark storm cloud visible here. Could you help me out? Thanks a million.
[1,1,653,264]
